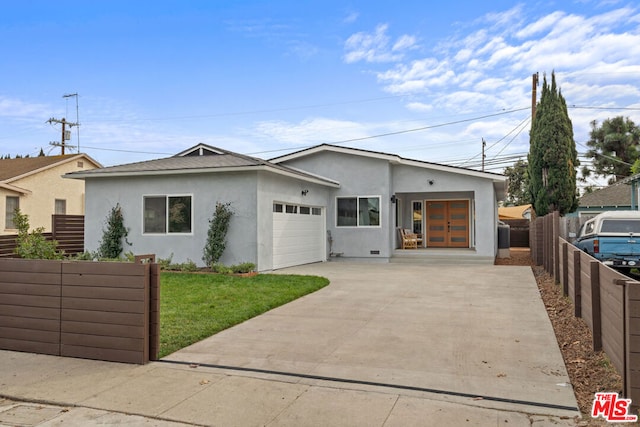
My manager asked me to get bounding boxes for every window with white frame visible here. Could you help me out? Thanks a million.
[143,195,192,234]
[337,196,380,227]
[5,196,19,229]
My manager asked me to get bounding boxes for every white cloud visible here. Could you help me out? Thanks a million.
[0,97,51,118]
[343,11,359,24]
[343,24,419,63]
[252,118,370,145]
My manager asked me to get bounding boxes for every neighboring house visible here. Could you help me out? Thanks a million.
[573,180,632,220]
[66,144,507,271]
[1,154,101,235]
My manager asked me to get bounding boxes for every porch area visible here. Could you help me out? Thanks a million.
[390,247,495,265]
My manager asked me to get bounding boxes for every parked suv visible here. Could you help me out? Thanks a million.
[574,211,640,269]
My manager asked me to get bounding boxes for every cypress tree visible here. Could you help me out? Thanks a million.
[528,72,579,216]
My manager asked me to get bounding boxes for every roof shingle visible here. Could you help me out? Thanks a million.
[0,155,79,181]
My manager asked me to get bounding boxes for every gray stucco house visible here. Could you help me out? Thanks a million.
[66,143,507,271]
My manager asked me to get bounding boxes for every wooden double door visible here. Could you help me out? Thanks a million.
[425,200,470,248]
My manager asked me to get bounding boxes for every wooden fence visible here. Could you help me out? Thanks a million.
[0,257,160,364]
[531,211,640,404]
[0,215,84,258]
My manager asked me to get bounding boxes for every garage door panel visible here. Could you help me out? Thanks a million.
[272,207,324,269]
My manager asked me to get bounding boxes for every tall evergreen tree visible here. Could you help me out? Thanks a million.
[527,72,579,216]
[582,116,640,184]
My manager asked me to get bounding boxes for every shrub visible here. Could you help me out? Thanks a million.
[211,262,256,274]
[211,263,233,275]
[157,254,198,272]
[13,208,63,259]
[202,202,233,266]
[158,254,174,270]
[232,262,256,274]
[97,204,131,259]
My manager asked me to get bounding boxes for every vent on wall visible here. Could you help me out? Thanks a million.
[370,250,380,255]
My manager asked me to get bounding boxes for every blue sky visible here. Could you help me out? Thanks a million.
[1,1,639,186]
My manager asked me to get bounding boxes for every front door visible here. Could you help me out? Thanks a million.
[426,200,469,248]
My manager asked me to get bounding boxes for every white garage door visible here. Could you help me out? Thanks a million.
[273,203,325,269]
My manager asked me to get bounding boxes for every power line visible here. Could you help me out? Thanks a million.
[248,107,531,156]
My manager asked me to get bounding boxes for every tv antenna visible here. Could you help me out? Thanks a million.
[63,93,80,151]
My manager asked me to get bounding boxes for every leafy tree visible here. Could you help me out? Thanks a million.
[38,148,45,157]
[13,208,62,259]
[527,72,579,216]
[97,204,131,259]
[203,202,233,266]
[504,159,530,206]
[582,116,640,184]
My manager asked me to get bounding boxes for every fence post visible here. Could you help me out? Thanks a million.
[553,211,560,282]
[561,242,568,295]
[591,261,602,351]
[573,250,581,317]
[135,254,160,361]
[149,263,160,361]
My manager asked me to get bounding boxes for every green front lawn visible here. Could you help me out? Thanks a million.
[159,273,329,358]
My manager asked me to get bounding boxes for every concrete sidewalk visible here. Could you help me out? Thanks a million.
[0,263,581,426]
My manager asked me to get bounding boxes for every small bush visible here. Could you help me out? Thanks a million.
[158,254,198,272]
[232,262,256,274]
[13,208,63,259]
[211,262,256,274]
[158,254,174,270]
[70,251,96,261]
[211,263,233,275]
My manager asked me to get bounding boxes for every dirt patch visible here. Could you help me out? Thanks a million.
[496,249,625,425]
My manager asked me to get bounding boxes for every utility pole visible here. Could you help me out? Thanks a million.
[531,72,539,123]
[47,117,78,155]
[482,138,486,172]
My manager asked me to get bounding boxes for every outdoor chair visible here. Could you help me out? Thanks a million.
[399,228,418,249]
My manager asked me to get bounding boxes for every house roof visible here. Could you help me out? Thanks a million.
[270,144,507,199]
[270,144,507,182]
[0,154,102,195]
[579,181,631,208]
[65,144,340,188]
[0,154,100,181]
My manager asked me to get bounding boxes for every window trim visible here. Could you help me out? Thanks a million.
[55,199,67,215]
[142,194,193,235]
[335,195,382,228]
[5,196,19,230]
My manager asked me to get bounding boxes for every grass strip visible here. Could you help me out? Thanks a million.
[159,273,329,358]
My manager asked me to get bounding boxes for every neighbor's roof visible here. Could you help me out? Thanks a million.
[270,144,507,182]
[498,204,532,220]
[579,181,631,208]
[0,154,101,181]
[65,144,340,188]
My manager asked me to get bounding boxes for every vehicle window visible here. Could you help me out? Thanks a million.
[584,221,595,235]
[601,220,640,234]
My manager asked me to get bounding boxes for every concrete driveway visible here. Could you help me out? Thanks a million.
[163,262,580,422]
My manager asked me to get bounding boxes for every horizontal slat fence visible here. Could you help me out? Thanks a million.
[0,257,159,364]
[0,215,84,258]
[52,214,84,254]
[532,211,640,406]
